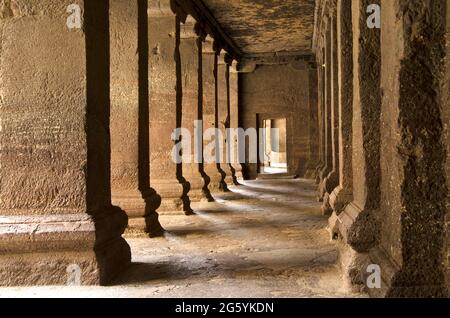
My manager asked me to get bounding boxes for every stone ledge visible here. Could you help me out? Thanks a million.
[0,214,95,254]
[0,210,131,286]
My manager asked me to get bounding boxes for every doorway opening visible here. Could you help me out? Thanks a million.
[262,118,288,174]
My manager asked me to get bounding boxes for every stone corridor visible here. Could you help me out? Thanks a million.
[0,178,363,297]
[0,0,449,298]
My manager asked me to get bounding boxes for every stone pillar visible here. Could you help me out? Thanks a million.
[444,0,450,289]
[202,38,227,192]
[149,3,192,214]
[215,52,234,189]
[329,0,353,222]
[369,0,447,297]
[304,62,320,179]
[179,19,213,202]
[229,60,244,181]
[225,54,241,185]
[315,47,326,184]
[335,0,381,289]
[110,0,163,237]
[0,0,130,285]
[318,20,333,201]
[322,14,340,215]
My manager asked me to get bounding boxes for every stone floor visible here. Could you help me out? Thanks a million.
[0,178,366,298]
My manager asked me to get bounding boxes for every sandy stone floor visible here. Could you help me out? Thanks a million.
[0,178,366,298]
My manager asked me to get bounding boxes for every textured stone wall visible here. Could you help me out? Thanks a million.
[110,0,139,195]
[0,0,90,214]
[149,13,191,214]
[375,0,447,297]
[0,0,130,285]
[445,0,450,287]
[240,64,310,179]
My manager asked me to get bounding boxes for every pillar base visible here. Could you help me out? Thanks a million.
[220,164,234,187]
[324,170,339,194]
[232,163,244,181]
[184,172,214,203]
[329,185,353,215]
[0,211,131,286]
[113,189,164,237]
[368,247,448,298]
[228,164,241,186]
[204,167,227,193]
[321,192,333,216]
[339,202,379,253]
[151,179,193,215]
[206,165,232,192]
[314,161,324,184]
[317,166,331,201]
[304,169,316,180]
[336,239,369,293]
[126,213,165,238]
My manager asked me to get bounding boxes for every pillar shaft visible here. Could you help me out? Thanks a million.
[216,55,234,188]
[180,21,213,202]
[330,0,354,214]
[202,43,226,192]
[315,49,326,183]
[230,62,244,181]
[0,0,130,285]
[371,0,447,297]
[328,15,340,188]
[318,22,334,201]
[149,12,192,214]
[304,63,320,179]
[110,0,163,236]
[321,13,341,215]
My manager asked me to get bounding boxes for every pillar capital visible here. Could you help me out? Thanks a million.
[170,0,187,23]
[180,16,197,39]
[148,0,173,17]
[194,22,208,41]
[236,60,257,73]
[213,40,223,56]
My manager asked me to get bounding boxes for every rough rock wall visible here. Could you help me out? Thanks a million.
[0,0,91,214]
[240,64,310,179]
[110,0,140,194]
[445,0,450,287]
[0,0,130,285]
[378,0,447,297]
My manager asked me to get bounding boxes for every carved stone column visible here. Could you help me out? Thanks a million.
[110,0,163,237]
[304,62,320,179]
[315,46,326,184]
[370,0,447,297]
[322,14,340,215]
[215,51,234,189]
[0,0,130,285]
[329,0,354,224]
[225,54,241,185]
[229,59,244,181]
[318,19,333,201]
[444,0,450,288]
[149,2,192,214]
[202,38,227,192]
[179,18,213,202]
[334,0,381,289]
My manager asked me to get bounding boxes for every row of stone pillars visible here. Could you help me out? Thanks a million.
[0,0,241,286]
[110,1,243,237]
[314,0,448,297]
